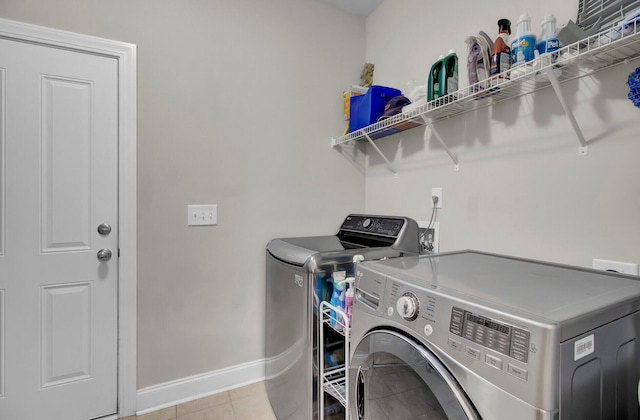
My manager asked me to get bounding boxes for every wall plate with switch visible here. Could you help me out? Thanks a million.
[418,221,439,253]
[431,187,442,209]
[592,258,639,275]
[188,204,218,226]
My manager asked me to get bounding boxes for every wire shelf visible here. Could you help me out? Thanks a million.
[319,301,350,419]
[331,21,640,148]
[322,366,347,406]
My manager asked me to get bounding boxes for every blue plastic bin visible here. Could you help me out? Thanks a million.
[349,85,401,132]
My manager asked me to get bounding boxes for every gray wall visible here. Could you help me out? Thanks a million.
[364,0,640,268]
[0,0,366,389]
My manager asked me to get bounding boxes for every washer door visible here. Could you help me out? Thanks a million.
[350,329,480,420]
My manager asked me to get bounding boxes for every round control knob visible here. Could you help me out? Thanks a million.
[362,218,372,229]
[396,293,419,321]
[424,324,434,336]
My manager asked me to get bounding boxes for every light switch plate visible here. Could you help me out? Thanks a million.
[188,204,218,226]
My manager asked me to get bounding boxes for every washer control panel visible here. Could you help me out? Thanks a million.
[449,307,531,363]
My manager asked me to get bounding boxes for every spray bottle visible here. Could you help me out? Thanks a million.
[440,50,458,102]
[344,277,355,328]
[511,13,537,67]
[490,18,512,79]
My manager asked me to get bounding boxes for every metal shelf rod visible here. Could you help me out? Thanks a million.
[421,115,460,171]
[544,66,589,156]
[363,131,397,174]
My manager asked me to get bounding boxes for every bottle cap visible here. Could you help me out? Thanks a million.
[517,13,530,23]
[332,270,346,282]
[541,14,556,26]
[498,18,512,35]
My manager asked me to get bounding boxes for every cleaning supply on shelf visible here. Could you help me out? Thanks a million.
[466,31,494,87]
[427,55,444,102]
[440,50,459,103]
[537,14,560,57]
[511,14,537,68]
[490,18,512,80]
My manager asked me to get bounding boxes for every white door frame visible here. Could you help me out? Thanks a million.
[0,18,138,417]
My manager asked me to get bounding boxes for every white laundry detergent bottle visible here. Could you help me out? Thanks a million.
[511,13,537,67]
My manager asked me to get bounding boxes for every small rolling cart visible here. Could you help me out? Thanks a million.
[319,301,350,420]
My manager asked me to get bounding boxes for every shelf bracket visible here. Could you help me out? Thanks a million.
[544,67,589,156]
[421,116,460,171]
[362,131,397,174]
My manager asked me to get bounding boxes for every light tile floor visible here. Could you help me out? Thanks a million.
[120,381,277,420]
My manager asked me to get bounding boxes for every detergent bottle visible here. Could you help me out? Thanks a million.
[427,55,445,102]
[511,13,537,67]
[537,14,561,57]
[440,50,458,102]
[490,18,511,79]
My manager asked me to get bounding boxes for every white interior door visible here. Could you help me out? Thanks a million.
[0,35,118,420]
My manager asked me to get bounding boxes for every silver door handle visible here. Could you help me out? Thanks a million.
[97,248,112,262]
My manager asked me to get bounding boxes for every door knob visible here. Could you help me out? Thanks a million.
[97,248,112,262]
[97,223,112,235]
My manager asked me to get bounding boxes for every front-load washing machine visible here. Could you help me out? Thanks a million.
[349,250,640,419]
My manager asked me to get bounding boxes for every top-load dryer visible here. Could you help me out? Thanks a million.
[265,214,420,420]
[349,250,640,419]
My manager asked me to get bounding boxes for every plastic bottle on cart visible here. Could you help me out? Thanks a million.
[537,14,560,58]
[329,271,346,331]
[344,277,355,327]
[510,13,537,67]
[490,18,512,79]
[440,50,458,102]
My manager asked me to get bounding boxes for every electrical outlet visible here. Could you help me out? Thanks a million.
[431,187,442,209]
[418,221,439,254]
[592,258,639,275]
[187,204,218,226]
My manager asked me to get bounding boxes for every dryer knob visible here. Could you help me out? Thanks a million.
[396,293,419,321]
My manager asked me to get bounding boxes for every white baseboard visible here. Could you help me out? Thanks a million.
[136,358,266,415]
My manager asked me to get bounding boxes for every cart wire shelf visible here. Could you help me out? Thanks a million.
[319,301,350,419]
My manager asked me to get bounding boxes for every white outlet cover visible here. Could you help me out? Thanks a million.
[592,258,639,275]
